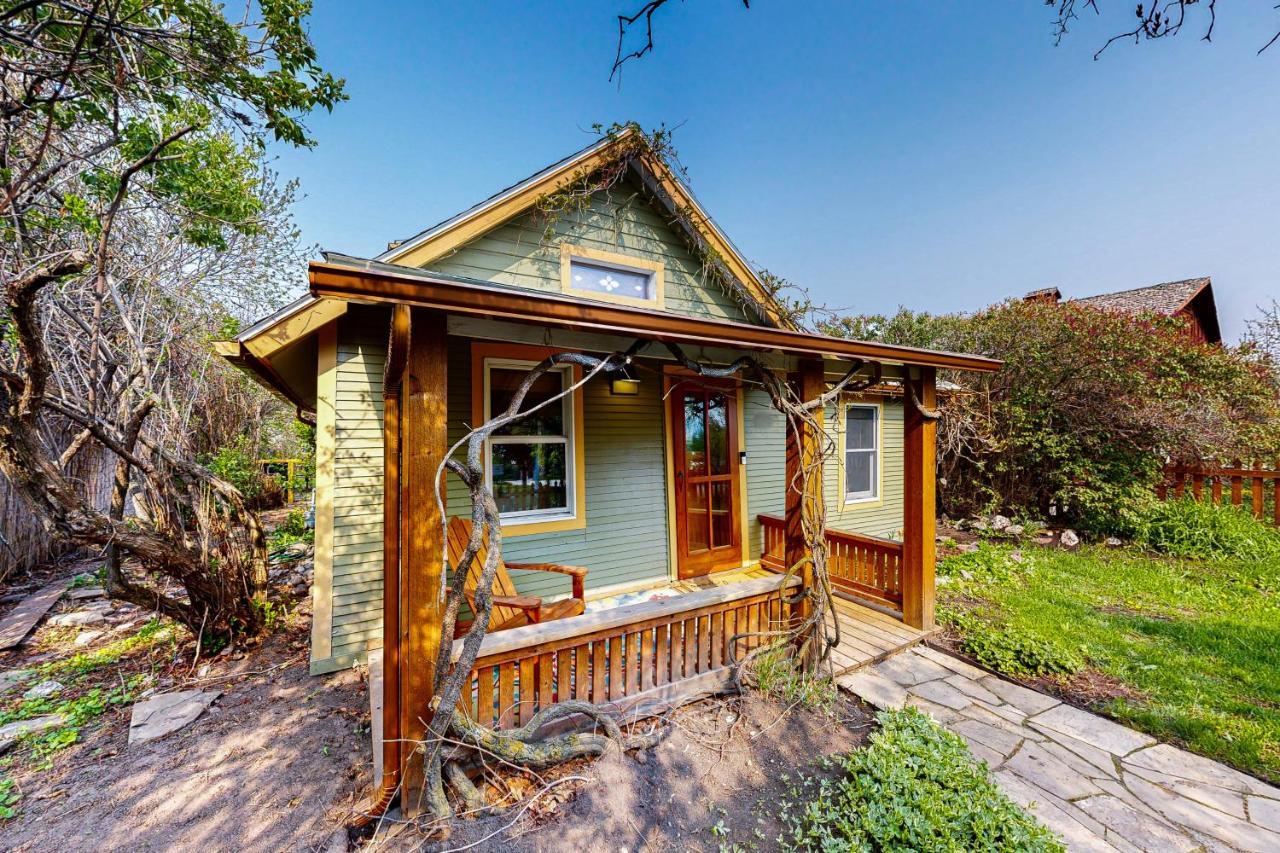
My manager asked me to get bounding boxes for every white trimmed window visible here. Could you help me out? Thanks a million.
[484,359,576,521]
[844,404,880,502]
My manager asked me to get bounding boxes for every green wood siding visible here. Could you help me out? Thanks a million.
[424,178,753,324]
[312,312,385,674]
[742,394,906,560]
[446,344,670,599]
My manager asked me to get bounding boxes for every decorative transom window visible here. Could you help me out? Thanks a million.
[559,244,664,309]
[844,404,880,502]
[484,359,576,522]
[570,259,654,300]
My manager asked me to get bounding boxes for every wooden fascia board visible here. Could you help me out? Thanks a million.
[629,153,788,328]
[309,262,1002,374]
[377,130,791,328]
[242,298,348,360]
[381,132,636,269]
[215,340,314,415]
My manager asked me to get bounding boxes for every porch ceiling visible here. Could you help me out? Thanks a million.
[309,254,1002,374]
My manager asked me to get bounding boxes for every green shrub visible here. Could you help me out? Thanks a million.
[776,707,1063,851]
[268,507,313,550]
[1131,498,1280,562]
[942,608,1084,678]
[204,437,280,507]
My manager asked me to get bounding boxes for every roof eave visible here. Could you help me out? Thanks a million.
[307,258,1001,375]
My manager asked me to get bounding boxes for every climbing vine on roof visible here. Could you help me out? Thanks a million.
[529,122,815,329]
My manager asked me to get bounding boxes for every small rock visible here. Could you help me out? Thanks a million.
[0,713,66,755]
[990,514,1012,532]
[969,518,989,532]
[1009,551,1024,563]
[285,542,310,557]
[23,679,64,700]
[67,586,106,601]
[128,689,221,744]
[1060,529,1080,548]
[1105,536,1123,548]
[958,542,979,553]
[74,629,105,647]
[48,609,108,627]
[1005,524,1024,537]
[960,569,974,581]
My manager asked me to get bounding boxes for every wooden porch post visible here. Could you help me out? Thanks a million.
[902,366,937,631]
[785,358,825,664]
[378,306,410,806]
[398,309,448,816]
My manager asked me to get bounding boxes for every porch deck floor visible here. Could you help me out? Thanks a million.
[670,567,932,675]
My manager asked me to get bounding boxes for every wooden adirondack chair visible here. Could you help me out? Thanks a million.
[445,516,588,632]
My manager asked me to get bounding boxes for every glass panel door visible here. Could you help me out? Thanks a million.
[673,382,742,578]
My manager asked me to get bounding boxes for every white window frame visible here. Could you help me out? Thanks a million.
[483,357,577,523]
[843,402,880,504]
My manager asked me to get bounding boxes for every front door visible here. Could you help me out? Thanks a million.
[671,379,743,578]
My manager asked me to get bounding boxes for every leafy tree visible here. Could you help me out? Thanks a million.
[0,1,343,639]
[824,301,1280,531]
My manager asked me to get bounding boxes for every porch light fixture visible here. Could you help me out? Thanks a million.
[610,364,641,396]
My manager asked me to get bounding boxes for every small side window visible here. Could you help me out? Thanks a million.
[844,404,879,502]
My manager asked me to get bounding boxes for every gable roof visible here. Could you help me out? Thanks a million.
[1073,276,1220,344]
[1073,277,1211,315]
[376,127,791,327]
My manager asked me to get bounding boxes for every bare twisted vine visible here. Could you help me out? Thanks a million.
[404,336,883,825]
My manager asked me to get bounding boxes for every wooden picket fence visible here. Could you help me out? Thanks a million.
[1157,460,1280,526]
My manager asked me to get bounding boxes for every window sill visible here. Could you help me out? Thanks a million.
[498,513,586,537]
[841,495,883,510]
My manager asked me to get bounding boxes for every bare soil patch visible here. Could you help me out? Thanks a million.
[379,692,874,852]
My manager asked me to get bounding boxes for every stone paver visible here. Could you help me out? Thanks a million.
[128,689,220,744]
[838,646,1280,852]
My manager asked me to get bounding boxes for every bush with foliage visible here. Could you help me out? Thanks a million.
[823,301,1280,532]
[204,438,282,509]
[1128,498,1280,562]
[776,707,1063,851]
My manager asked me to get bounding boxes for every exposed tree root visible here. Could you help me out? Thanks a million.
[406,328,882,827]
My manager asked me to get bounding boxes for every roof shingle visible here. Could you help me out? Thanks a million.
[1072,277,1210,316]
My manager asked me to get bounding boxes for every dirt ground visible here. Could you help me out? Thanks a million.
[3,525,873,852]
[1,542,373,852]
[372,692,873,853]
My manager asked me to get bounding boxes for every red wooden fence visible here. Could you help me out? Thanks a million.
[758,514,904,610]
[1157,460,1280,526]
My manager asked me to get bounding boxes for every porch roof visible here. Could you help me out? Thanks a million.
[309,253,1002,373]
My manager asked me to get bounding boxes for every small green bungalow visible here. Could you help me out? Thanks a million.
[218,128,999,810]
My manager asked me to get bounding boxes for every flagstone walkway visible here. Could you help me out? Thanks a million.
[838,646,1280,852]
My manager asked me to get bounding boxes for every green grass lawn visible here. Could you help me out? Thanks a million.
[937,542,1280,784]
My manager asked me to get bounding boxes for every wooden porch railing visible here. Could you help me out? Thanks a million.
[453,574,796,730]
[1157,460,1280,526]
[758,514,904,610]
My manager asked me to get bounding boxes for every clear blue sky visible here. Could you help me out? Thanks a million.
[271,1,1280,341]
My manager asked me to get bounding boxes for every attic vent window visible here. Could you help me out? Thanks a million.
[560,244,665,309]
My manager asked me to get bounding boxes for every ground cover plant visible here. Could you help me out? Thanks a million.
[937,534,1280,783]
[775,707,1063,852]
